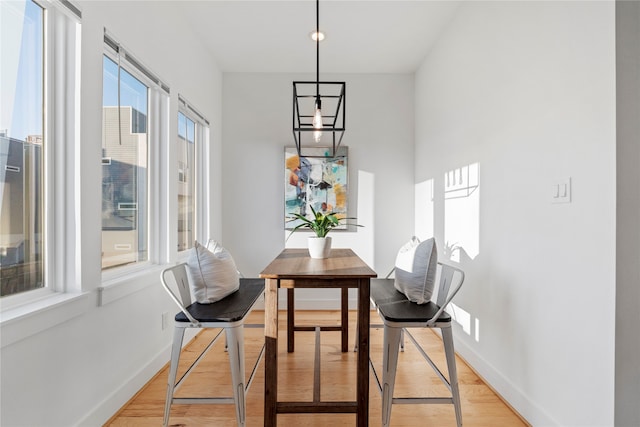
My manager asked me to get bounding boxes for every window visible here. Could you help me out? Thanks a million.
[177,97,210,253]
[0,0,44,297]
[177,111,195,251]
[101,56,149,269]
[101,32,169,271]
[1,0,80,301]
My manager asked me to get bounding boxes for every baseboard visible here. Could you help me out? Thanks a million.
[76,329,199,427]
[81,304,556,427]
[452,333,558,427]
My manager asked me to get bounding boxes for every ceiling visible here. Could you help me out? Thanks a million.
[180,1,461,74]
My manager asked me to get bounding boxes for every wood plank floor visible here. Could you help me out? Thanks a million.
[106,310,529,427]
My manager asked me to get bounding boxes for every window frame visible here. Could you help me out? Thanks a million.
[176,96,210,255]
[176,110,196,252]
[100,32,170,280]
[0,0,47,303]
[0,0,86,336]
[100,51,151,272]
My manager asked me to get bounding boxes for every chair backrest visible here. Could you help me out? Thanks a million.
[427,262,465,327]
[161,263,199,325]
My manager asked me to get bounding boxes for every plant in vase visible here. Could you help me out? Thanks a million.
[287,206,362,259]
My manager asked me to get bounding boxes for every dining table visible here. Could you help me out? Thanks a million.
[259,248,377,426]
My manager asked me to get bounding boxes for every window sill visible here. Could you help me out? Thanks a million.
[98,264,166,306]
[0,292,90,349]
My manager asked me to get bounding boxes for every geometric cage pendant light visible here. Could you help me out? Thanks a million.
[292,0,345,159]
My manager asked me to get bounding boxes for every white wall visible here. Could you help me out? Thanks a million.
[220,73,415,308]
[0,2,626,426]
[414,2,616,426]
[0,2,223,426]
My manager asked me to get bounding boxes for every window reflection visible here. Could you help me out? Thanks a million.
[0,0,44,297]
[177,111,196,252]
[101,56,148,269]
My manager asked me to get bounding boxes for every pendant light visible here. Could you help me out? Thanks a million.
[293,0,345,159]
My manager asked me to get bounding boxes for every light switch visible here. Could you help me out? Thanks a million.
[551,177,571,204]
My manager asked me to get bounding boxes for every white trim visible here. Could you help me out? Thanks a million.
[196,121,210,244]
[200,126,211,242]
[101,43,170,270]
[58,0,81,19]
[103,29,170,94]
[98,264,164,306]
[76,328,199,426]
[0,287,53,312]
[176,105,210,251]
[78,341,172,426]
[1,0,80,311]
[36,0,82,21]
[452,330,557,426]
[0,291,89,348]
[149,86,170,264]
[178,94,209,126]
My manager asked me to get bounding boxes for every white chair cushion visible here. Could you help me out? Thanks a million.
[393,237,438,304]
[186,241,240,304]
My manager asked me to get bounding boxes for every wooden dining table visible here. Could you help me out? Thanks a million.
[259,248,377,426]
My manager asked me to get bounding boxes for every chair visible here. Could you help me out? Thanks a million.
[161,263,265,427]
[369,262,465,427]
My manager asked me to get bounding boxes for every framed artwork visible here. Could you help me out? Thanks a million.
[284,146,348,229]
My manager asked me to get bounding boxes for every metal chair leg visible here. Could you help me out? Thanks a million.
[442,326,463,427]
[226,325,247,427]
[382,326,402,427]
[355,324,404,352]
[164,327,185,427]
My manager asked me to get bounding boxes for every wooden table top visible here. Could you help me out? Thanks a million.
[259,248,377,280]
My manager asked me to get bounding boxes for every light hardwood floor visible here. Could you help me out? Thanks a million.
[106,310,529,427]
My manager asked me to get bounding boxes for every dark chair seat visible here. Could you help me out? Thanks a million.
[370,278,451,324]
[176,278,264,323]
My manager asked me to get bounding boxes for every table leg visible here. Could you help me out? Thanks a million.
[356,278,370,427]
[264,278,279,426]
[287,288,295,353]
[289,288,349,353]
[341,287,349,352]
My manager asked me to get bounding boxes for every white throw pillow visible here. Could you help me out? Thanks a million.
[186,241,240,304]
[393,237,438,304]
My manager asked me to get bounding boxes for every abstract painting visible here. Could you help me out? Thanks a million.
[284,146,348,229]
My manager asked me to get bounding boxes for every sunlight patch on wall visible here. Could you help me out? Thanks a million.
[444,163,480,262]
[414,178,435,240]
[450,302,471,336]
[450,302,480,342]
[354,170,375,267]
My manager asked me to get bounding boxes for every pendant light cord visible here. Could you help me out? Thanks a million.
[316,0,320,101]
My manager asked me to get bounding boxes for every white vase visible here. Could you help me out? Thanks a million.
[308,236,332,259]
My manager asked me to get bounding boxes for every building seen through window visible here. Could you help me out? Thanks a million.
[0,0,44,297]
[101,55,149,269]
[177,111,195,251]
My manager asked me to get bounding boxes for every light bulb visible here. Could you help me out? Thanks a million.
[312,106,323,129]
[312,97,322,142]
[309,31,325,42]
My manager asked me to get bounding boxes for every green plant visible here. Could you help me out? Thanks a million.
[287,206,361,240]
